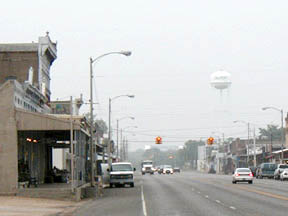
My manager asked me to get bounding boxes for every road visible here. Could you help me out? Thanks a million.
[71,171,288,216]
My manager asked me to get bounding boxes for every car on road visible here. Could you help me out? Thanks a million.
[163,165,174,174]
[158,165,164,174]
[280,169,288,181]
[173,167,181,173]
[108,162,136,188]
[257,163,277,179]
[274,164,288,180]
[232,168,253,184]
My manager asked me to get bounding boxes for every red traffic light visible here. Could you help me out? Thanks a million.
[155,136,162,144]
[207,137,214,145]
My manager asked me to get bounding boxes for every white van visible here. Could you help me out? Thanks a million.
[108,162,136,188]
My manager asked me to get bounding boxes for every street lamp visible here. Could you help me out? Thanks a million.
[116,116,135,160]
[121,126,138,161]
[108,95,135,168]
[234,120,251,167]
[262,106,284,163]
[89,51,131,187]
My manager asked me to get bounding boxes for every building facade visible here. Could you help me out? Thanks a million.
[0,34,91,197]
[0,32,57,112]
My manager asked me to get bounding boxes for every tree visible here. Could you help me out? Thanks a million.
[184,140,205,168]
[84,113,108,135]
[258,124,284,141]
[95,119,108,135]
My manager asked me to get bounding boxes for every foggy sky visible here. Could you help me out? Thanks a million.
[2,0,288,150]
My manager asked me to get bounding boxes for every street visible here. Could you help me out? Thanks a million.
[71,171,288,216]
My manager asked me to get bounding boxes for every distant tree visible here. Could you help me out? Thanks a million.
[258,124,284,141]
[84,113,108,135]
[95,119,108,134]
[184,140,205,168]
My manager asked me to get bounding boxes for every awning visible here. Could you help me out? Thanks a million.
[272,148,288,154]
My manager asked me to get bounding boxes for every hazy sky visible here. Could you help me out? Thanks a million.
[2,0,288,150]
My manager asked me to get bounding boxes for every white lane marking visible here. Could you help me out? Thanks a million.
[215,200,221,204]
[205,195,209,199]
[230,206,236,210]
[141,184,148,216]
[197,191,201,194]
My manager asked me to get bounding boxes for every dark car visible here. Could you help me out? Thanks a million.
[173,167,180,173]
[257,163,277,179]
[158,165,164,174]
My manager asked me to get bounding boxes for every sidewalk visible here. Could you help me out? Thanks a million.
[0,196,83,216]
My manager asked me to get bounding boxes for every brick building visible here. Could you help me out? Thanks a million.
[0,32,57,106]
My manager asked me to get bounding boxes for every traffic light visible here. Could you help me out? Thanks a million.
[155,136,162,144]
[207,137,214,145]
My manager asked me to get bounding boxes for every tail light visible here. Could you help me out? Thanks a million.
[235,173,240,177]
[249,173,253,177]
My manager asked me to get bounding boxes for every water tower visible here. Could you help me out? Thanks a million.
[209,70,232,147]
[210,70,232,102]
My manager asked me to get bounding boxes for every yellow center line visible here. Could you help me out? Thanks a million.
[185,176,288,201]
[231,185,288,201]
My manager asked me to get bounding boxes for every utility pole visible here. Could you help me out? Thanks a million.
[89,57,95,187]
[123,137,125,161]
[247,122,250,167]
[281,109,284,163]
[70,96,74,192]
[120,129,123,161]
[253,127,256,167]
[108,98,112,168]
[126,139,129,161]
[117,120,119,161]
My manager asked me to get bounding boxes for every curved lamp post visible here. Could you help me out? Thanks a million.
[121,126,138,161]
[116,116,135,160]
[89,51,131,186]
[262,106,284,163]
[108,95,135,168]
[234,120,251,167]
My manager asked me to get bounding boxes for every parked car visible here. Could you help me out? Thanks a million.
[257,163,277,179]
[249,166,257,177]
[163,165,174,174]
[173,167,181,173]
[274,164,288,180]
[280,169,288,181]
[232,168,253,184]
[108,162,136,188]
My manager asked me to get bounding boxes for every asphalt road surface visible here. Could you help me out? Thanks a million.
[71,171,288,216]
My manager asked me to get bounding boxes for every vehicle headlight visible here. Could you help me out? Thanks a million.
[127,174,133,179]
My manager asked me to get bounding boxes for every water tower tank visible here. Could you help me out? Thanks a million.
[210,70,231,90]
